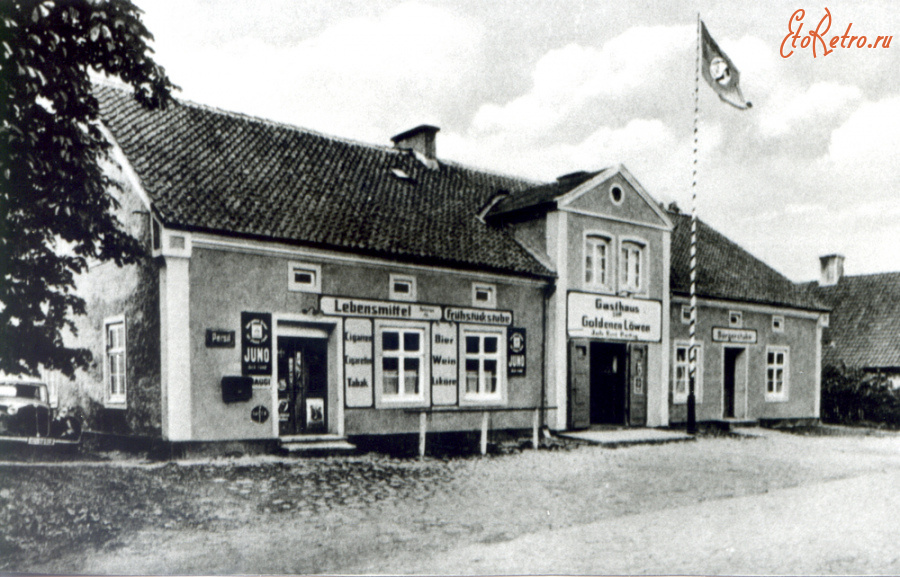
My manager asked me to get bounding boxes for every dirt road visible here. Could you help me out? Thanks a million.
[4,427,900,575]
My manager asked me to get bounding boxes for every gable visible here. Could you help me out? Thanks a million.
[559,166,671,230]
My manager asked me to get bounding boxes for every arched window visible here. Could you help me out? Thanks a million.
[584,234,611,289]
[620,240,645,292]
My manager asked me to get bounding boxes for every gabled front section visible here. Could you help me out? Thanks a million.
[492,165,673,431]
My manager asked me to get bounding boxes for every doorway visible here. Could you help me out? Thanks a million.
[723,347,747,419]
[590,342,628,425]
[276,336,328,436]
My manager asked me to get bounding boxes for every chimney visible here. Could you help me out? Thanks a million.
[391,125,440,161]
[819,254,845,286]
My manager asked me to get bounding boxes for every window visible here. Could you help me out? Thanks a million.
[463,331,503,400]
[673,342,703,404]
[821,313,830,328]
[681,304,691,325]
[151,217,161,251]
[472,283,497,308]
[380,328,425,402]
[609,184,624,205]
[772,315,785,333]
[389,274,417,301]
[584,234,611,289]
[765,347,789,401]
[729,310,743,328]
[105,318,126,405]
[620,241,644,292]
[288,262,322,293]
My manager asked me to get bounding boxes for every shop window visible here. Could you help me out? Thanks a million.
[288,262,322,293]
[620,241,644,293]
[389,274,417,301]
[472,283,496,308]
[673,342,703,404]
[772,315,785,333]
[729,310,743,328]
[380,327,425,402]
[584,234,611,290]
[105,317,126,405]
[463,330,504,401]
[765,346,789,401]
[681,304,691,325]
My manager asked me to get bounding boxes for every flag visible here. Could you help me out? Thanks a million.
[700,21,751,110]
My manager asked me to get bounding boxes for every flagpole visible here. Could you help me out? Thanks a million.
[687,12,700,435]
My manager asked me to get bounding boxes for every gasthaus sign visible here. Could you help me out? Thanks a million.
[567,292,661,342]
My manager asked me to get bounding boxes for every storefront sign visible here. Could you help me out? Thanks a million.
[321,297,441,321]
[431,322,458,405]
[250,405,269,424]
[205,329,235,348]
[443,307,513,326]
[567,292,661,342]
[712,327,758,344]
[344,318,374,408]
[507,327,526,376]
[241,312,272,376]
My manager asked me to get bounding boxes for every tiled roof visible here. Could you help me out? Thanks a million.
[95,85,553,279]
[669,211,827,311]
[808,273,900,368]
[489,170,602,216]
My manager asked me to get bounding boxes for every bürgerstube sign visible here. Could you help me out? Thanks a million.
[567,292,662,342]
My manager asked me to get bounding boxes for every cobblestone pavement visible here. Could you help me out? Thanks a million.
[3,428,900,574]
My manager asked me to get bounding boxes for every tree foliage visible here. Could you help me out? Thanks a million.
[1,0,175,377]
[821,364,900,427]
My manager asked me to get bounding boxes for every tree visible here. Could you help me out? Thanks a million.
[1,0,175,377]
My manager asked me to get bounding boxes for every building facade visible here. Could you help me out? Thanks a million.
[55,86,828,449]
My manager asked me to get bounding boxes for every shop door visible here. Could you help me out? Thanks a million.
[590,342,627,425]
[568,339,591,429]
[627,344,648,426]
[277,336,328,436]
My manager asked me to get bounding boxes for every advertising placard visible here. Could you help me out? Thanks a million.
[344,318,374,408]
[431,321,458,405]
[507,327,526,376]
[241,312,272,376]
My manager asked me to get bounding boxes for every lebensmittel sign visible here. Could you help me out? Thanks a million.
[567,292,662,342]
[320,297,441,321]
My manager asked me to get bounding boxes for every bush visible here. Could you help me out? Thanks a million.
[821,364,900,427]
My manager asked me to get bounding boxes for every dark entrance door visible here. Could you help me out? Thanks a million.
[723,347,741,418]
[590,342,627,425]
[277,336,328,435]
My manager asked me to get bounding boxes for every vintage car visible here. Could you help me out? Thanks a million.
[0,375,81,445]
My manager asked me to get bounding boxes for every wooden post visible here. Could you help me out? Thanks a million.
[480,411,489,455]
[419,411,427,459]
[532,408,540,449]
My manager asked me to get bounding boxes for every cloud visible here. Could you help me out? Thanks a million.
[150,2,484,143]
[759,82,862,137]
[826,95,900,175]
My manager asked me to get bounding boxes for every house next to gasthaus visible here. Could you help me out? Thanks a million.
[55,85,829,453]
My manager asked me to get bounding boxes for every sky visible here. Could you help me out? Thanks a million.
[134,0,900,283]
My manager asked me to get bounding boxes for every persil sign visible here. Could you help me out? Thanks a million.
[567,292,661,342]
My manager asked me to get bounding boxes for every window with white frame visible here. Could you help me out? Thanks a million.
[380,327,425,402]
[729,310,743,328]
[584,234,611,290]
[389,274,417,301]
[620,240,644,292]
[105,318,126,405]
[765,346,789,401]
[463,330,504,401]
[673,342,703,404]
[772,315,785,333]
[472,283,496,308]
[288,262,322,293]
[681,304,691,325]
